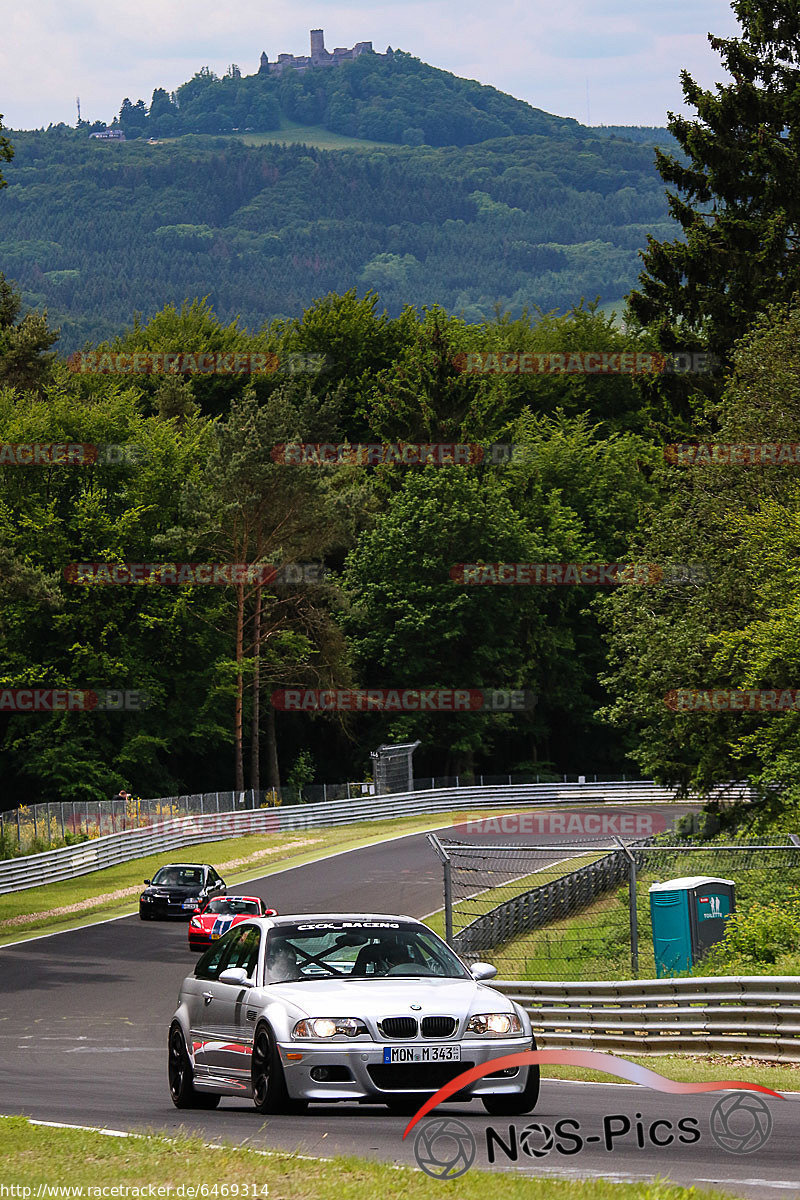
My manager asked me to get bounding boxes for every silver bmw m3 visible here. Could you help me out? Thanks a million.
[168,913,539,1115]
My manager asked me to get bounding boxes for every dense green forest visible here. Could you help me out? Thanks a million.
[0,125,674,351]
[0,282,668,805]
[3,0,800,840]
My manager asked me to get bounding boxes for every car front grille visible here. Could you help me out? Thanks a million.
[421,1016,457,1038]
[380,1017,417,1038]
[368,1062,474,1091]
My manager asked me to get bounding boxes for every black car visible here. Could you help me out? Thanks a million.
[139,863,227,921]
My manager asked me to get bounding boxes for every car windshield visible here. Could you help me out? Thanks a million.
[152,866,203,887]
[205,898,259,915]
[264,921,470,983]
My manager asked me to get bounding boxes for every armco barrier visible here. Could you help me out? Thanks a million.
[452,842,642,957]
[493,976,800,1060]
[0,781,691,894]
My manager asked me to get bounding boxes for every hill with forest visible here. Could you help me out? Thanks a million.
[0,51,678,350]
[110,49,594,146]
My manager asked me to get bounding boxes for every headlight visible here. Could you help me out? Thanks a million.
[140,894,152,902]
[182,897,199,910]
[189,917,201,927]
[293,1018,368,1039]
[466,1013,523,1036]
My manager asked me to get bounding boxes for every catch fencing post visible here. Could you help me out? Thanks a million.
[616,837,639,978]
[427,833,454,946]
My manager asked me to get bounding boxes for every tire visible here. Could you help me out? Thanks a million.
[481,1041,540,1117]
[168,1023,220,1110]
[139,909,152,921]
[251,1023,307,1115]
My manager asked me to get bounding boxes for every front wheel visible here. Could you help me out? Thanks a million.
[481,1040,540,1116]
[168,1024,220,1109]
[251,1024,307,1115]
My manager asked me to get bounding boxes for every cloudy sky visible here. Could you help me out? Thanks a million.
[1,0,740,131]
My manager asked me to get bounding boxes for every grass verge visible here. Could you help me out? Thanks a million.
[541,1053,800,1092]
[0,1115,735,1199]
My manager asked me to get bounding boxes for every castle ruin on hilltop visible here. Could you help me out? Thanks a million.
[258,29,390,75]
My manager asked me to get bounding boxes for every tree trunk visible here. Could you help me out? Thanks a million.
[265,702,281,791]
[250,584,262,792]
[234,580,245,792]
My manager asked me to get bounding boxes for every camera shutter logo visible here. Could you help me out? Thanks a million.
[519,1122,555,1158]
[413,1117,476,1179]
[709,1093,773,1154]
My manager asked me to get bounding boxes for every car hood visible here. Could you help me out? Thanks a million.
[265,976,506,1018]
[146,884,202,896]
[195,913,247,927]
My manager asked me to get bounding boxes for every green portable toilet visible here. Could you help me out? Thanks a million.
[649,876,735,977]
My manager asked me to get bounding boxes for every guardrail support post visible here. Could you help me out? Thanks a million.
[427,833,454,946]
[615,838,639,978]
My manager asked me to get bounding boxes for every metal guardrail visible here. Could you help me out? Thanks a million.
[493,976,800,1061]
[0,772,659,852]
[453,842,643,957]
[0,781,683,894]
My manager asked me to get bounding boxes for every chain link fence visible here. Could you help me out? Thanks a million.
[432,836,800,980]
[0,771,652,855]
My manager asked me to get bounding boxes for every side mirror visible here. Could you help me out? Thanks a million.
[470,962,498,981]
[143,879,150,885]
[219,967,251,987]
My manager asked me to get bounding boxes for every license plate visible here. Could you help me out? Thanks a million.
[210,932,220,939]
[383,1045,461,1064]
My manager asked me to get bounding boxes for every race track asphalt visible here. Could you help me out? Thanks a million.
[2,805,796,1200]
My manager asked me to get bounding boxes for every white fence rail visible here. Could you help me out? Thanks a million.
[0,781,692,894]
[494,976,800,1060]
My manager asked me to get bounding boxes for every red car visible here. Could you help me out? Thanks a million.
[187,895,277,952]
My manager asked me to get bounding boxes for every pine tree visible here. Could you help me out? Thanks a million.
[0,115,13,189]
[629,0,800,359]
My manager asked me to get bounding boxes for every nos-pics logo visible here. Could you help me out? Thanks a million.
[405,1050,781,1180]
[412,1095,774,1179]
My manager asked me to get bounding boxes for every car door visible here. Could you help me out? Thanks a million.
[189,925,261,1084]
[185,930,235,1078]
[207,867,227,897]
